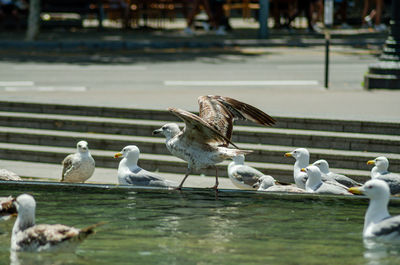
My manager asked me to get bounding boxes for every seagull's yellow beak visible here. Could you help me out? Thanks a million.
[284,152,292,157]
[348,186,363,195]
[367,160,375,165]
[114,152,123,158]
[300,168,306,172]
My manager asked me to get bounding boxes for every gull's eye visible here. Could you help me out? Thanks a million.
[367,185,373,189]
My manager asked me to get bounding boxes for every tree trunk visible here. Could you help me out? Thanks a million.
[26,0,41,40]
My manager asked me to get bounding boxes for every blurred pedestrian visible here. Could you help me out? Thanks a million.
[361,0,387,31]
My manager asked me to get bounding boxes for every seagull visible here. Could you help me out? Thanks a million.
[227,154,266,190]
[284,148,310,189]
[349,179,400,240]
[153,95,275,190]
[11,194,101,252]
[114,145,176,187]
[61,140,95,183]
[367,156,400,195]
[1,196,17,218]
[0,168,22,181]
[312,159,362,188]
[254,175,305,193]
[301,166,352,195]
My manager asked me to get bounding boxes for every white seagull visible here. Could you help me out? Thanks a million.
[61,140,95,183]
[227,154,267,190]
[0,168,22,181]
[11,194,101,252]
[301,165,352,195]
[284,148,310,189]
[367,156,400,195]
[114,145,176,187]
[349,179,400,240]
[312,159,362,188]
[153,95,275,190]
[255,175,305,193]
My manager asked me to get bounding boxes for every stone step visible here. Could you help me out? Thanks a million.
[0,142,371,183]
[0,112,399,154]
[0,126,399,172]
[364,73,400,90]
[0,159,237,189]
[1,101,399,135]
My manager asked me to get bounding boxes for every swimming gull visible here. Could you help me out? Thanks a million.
[312,159,362,187]
[11,194,101,252]
[153,95,275,190]
[61,140,95,183]
[0,169,21,181]
[367,156,400,195]
[114,145,176,187]
[301,166,352,195]
[349,179,400,240]
[227,154,267,190]
[255,175,306,193]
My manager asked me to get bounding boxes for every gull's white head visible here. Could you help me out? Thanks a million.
[152,123,181,140]
[349,179,390,201]
[13,194,36,230]
[285,148,310,162]
[367,156,389,173]
[114,145,140,163]
[77,140,89,153]
[232,154,245,164]
[313,159,330,174]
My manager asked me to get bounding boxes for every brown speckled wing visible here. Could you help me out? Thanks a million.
[61,155,74,181]
[198,95,276,141]
[168,107,238,148]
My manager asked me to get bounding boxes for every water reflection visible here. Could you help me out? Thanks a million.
[363,238,400,265]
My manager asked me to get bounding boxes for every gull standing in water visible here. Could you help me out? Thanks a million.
[367,156,400,195]
[153,95,275,190]
[301,166,352,195]
[11,194,101,252]
[114,145,176,187]
[349,179,400,240]
[312,159,362,187]
[61,140,95,183]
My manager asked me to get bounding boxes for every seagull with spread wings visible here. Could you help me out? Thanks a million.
[152,95,275,190]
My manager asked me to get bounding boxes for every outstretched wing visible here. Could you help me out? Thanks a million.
[168,107,238,148]
[198,95,276,141]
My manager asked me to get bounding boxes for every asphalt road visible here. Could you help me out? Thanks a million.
[0,46,399,122]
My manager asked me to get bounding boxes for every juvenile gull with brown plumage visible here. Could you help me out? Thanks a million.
[153,95,275,190]
[61,140,95,183]
[11,194,101,252]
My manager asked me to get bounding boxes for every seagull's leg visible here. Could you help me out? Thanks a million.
[176,168,191,190]
[210,166,219,190]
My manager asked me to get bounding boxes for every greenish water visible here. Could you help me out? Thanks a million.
[1,184,400,265]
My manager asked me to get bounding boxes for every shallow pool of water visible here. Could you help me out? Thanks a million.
[1,183,400,265]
